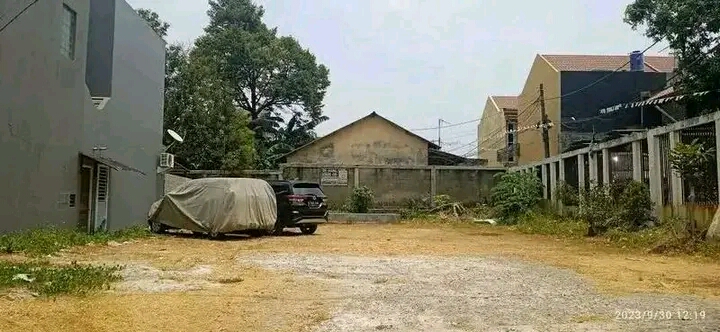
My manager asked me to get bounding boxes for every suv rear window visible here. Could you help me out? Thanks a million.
[292,183,325,197]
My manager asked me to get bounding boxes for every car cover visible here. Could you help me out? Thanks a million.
[148,177,278,234]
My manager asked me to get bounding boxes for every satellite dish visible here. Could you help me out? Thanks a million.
[167,129,184,143]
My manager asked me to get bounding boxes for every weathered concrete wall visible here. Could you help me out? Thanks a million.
[286,115,430,165]
[282,164,504,208]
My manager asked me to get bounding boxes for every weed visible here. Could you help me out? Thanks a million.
[0,225,151,257]
[0,260,121,296]
[347,186,374,213]
[515,213,587,238]
[490,171,543,224]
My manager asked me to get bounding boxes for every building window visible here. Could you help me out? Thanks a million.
[506,120,517,162]
[60,4,77,59]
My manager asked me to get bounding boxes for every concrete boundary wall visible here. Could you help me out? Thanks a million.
[280,164,505,208]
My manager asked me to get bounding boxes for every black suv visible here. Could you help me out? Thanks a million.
[267,180,328,235]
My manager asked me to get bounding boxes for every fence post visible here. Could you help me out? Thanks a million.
[558,158,565,213]
[668,131,683,209]
[602,148,611,186]
[430,166,437,207]
[577,154,586,193]
[632,140,642,181]
[588,152,598,187]
[647,133,663,217]
[716,120,720,204]
[541,163,549,199]
[353,167,360,187]
[550,161,558,207]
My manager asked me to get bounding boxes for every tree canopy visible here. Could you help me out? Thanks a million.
[137,1,330,170]
[625,0,720,91]
[194,0,330,167]
[136,8,170,38]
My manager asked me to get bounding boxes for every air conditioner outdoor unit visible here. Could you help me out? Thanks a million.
[159,153,175,168]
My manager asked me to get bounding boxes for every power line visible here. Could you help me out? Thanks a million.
[0,0,39,35]
[410,117,481,132]
[537,40,662,103]
[559,37,720,125]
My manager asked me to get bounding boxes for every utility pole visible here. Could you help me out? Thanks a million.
[437,118,442,147]
[538,84,551,158]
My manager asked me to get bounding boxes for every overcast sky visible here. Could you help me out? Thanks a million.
[126,0,668,155]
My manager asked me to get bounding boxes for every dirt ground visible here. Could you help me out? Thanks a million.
[1,223,720,331]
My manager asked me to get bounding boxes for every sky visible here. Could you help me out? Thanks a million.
[126,0,669,156]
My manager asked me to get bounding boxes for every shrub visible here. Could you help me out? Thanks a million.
[490,172,543,224]
[616,180,655,230]
[555,181,579,206]
[348,186,374,213]
[578,179,655,236]
[578,183,615,236]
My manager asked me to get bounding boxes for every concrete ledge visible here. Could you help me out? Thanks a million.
[328,212,401,223]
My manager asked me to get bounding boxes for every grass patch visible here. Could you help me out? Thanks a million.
[0,225,152,257]
[0,260,121,296]
[514,213,587,238]
[512,214,720,258]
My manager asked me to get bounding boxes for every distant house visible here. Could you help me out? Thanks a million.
[477,96,519,167]
[514,53,676,165]
[0,0,166,233]
[280,112,480,166]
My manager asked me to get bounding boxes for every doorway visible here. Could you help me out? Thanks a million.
[78,157,111,233]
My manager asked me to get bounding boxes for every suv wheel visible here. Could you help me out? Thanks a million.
[149,221,166,234]
[299,225,317,235]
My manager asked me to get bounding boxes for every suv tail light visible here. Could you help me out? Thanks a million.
[287,195,306,205]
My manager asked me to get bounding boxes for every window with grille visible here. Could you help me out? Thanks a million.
[60,4,77,59]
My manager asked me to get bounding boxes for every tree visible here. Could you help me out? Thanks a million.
[164,48,256,170]
[137,8,256,171]
[194,0,331,166]
[624,0,720,91]
[136,8,170,38]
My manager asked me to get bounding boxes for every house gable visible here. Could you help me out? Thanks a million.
[283,112,437,166]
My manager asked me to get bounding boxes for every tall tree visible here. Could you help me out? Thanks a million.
[625,0,720,91]
[136,8,170,38]
[193,0,331,167]
[138,8,256,170]
[164,46,256,170]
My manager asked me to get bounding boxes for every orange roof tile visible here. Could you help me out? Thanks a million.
[540,54,676,73]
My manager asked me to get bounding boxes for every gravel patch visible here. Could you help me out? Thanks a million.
[243,253,720,332]
[115,264,215,293]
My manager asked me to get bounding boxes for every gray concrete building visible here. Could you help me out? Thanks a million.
[0,0,165,233]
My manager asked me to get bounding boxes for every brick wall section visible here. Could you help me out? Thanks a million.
[282,165,504,208]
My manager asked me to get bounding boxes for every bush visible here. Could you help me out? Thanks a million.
[348,186,374,213]
[617,180,655,230]
[555,181,579,206]
[578,179,655,236]
[490,172,543,224]
[578,183,615,236]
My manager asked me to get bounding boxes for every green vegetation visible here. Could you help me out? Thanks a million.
[346,186,375,213]
[625,0,720,93]
[137,1,330,170]
[0,225,151,257]
[483,166,720,257]
[490,172,543,224]
[0,261,120,296]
